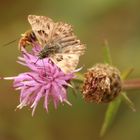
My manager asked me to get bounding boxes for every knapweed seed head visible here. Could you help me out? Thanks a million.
[82,64,122,103]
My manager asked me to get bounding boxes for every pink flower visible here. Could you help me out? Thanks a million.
[5,47,74,116]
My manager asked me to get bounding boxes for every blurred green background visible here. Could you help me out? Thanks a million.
[0,0,140,140]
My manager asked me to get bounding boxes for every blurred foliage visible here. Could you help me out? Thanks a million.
[0,0,140,140]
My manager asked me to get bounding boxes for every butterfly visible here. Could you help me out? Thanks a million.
[22,15,86,73]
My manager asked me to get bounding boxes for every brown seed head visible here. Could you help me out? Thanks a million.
[82,64,122,103]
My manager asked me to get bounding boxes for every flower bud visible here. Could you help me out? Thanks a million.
[82,64,122,103]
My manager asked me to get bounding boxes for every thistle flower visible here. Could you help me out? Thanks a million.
[82,64,122,103]
[5,47,74,116]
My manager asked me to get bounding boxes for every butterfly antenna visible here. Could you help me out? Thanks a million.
[34,57,40,64]
[2,38,20,47]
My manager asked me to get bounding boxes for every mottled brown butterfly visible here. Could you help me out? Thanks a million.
[19,15,86,73]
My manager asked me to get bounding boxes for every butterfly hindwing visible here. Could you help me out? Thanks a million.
[50,53,79,73]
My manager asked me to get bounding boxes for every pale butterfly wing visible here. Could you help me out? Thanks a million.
[51,21,86,56]
[50,53,79,73]
[52,22,85,55]
[50,22,86,72]
[28,15,54,46]
[51,22,73,42]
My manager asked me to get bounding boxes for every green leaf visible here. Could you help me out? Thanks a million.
[100,97,121,137]
[70,81,78,97]
[121,69,136,111]
[121,92,136,112]
[74,73,84,82]
[121,68,134,80]
[103,40,112,65]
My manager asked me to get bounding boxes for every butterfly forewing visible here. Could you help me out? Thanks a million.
[51,22,73,41]
[51,22,85,53]
[28,15,54,46]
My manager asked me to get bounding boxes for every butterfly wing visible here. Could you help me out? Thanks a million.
[28,15,86,73]
[51,22,73,41]
[50,22,86,73]
[50,53,79,73]
[28,15,55,47]
[52,21,86,55]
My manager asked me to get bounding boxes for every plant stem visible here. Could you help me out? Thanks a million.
[123,79,140,90]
